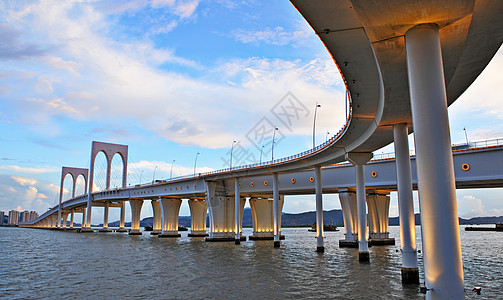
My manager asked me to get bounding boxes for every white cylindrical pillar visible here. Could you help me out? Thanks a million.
[234,178,241,244]
[151,199,162,235]
[129,199,144,235]
[120,202,126,230]
[355,164,369,262]
[406,23,464,299]
[103,202,110,229]
[82,209,86,228]
[315,165,324,252]
[393,123,419,284]
[273,173,280,248]
[70,211,74,228]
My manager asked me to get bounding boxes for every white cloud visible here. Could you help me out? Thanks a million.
[0,175,58,213]
[0,166,58,174]
[231,20,313,47]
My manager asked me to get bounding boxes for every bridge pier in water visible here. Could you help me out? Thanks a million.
[393,123,419,284]
[150,199,162,235]
[234,178,241,245]
[249,196,284,241]
[158,198,182,238]
[69,210,74,228]
[346,152,373,262]
[314,165,324,252]
[188,199,208,236]
[339,191,358,247]
[61,212,69,229]
[99,202,112,232]
[366,193,394,245]
[116,202,127,232]
[405,23,464,298]
[205,181,246,242]
[129,199,143,235]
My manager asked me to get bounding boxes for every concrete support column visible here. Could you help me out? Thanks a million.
[405,23,464,298]
[129,199,143,235]
[51,215,57,228]
[346,152,373,262]
[82,209,86,228]
[339,191,358,246]
[205,181,246,241]
[70,211,74,228]
[273,173,281,247]
[151,199,162,235]
[234,178,241,245]
[249,197,284,240]
[61,212,69,229]
[84,198,93,231]
[159,198,182,238]
[99,202,112,232]
[116,201,127,232]
[393,123,419,284]
[188,199,208,236]
[366,194,394,245]
[57,211,62,229]
[315,165,324,252]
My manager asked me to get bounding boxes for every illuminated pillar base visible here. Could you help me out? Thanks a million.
[69,211,74,228]
[151,199,162,235]
[338,192,359,247]
[367,193,395,245]
[129,199,144,235]
[158,198,182,238]
[249,197,284,240]
[205,181,246,242]
[118,201,126,231]
[188,199,208,236]
[61,213,69,229]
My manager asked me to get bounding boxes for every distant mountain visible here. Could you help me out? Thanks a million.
[102,210,503,228]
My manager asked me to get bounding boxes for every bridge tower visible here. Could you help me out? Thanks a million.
[57,167,88,229]
[84,141,128,231]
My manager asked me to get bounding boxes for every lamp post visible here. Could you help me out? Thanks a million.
[170,160,175,179]
[139,170,144,185]
[271,127,279,161]
[152,165,158,184]
[326,131,330,142]
[313,102,321,148]
[463,127,469,145]
[230,140,237,169]
[193,152,200,176]
[259,145,264,164]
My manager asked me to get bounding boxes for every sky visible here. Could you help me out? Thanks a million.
[0,0,502,225]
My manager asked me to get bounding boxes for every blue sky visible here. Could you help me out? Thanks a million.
[0,0,502,224]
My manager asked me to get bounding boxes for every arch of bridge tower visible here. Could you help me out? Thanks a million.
[58,166,89,228]
[85,141,128,229]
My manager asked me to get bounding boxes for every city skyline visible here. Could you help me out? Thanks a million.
[0,1,502,224]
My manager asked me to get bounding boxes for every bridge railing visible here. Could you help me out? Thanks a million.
[372,138,503,161]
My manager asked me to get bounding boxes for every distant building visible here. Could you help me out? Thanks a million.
[0,211,5,225]
[29,211,39,221]
[8,210,20,225]
[20,211,31,223]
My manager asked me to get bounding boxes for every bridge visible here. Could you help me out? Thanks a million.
[18,1,503,299]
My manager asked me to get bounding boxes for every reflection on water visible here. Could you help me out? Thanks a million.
[0,226,501,299]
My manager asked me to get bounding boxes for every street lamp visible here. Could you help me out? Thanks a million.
[259,145,265,164]
[139,170,144,185]
[152,165,158,184]
[326,131,330,142]
[170,160,175,179]
[463,127,469,145]
[193,152,200,176]
[230,140,237,169]
[271,127,279,161]
[313,102,321,148]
